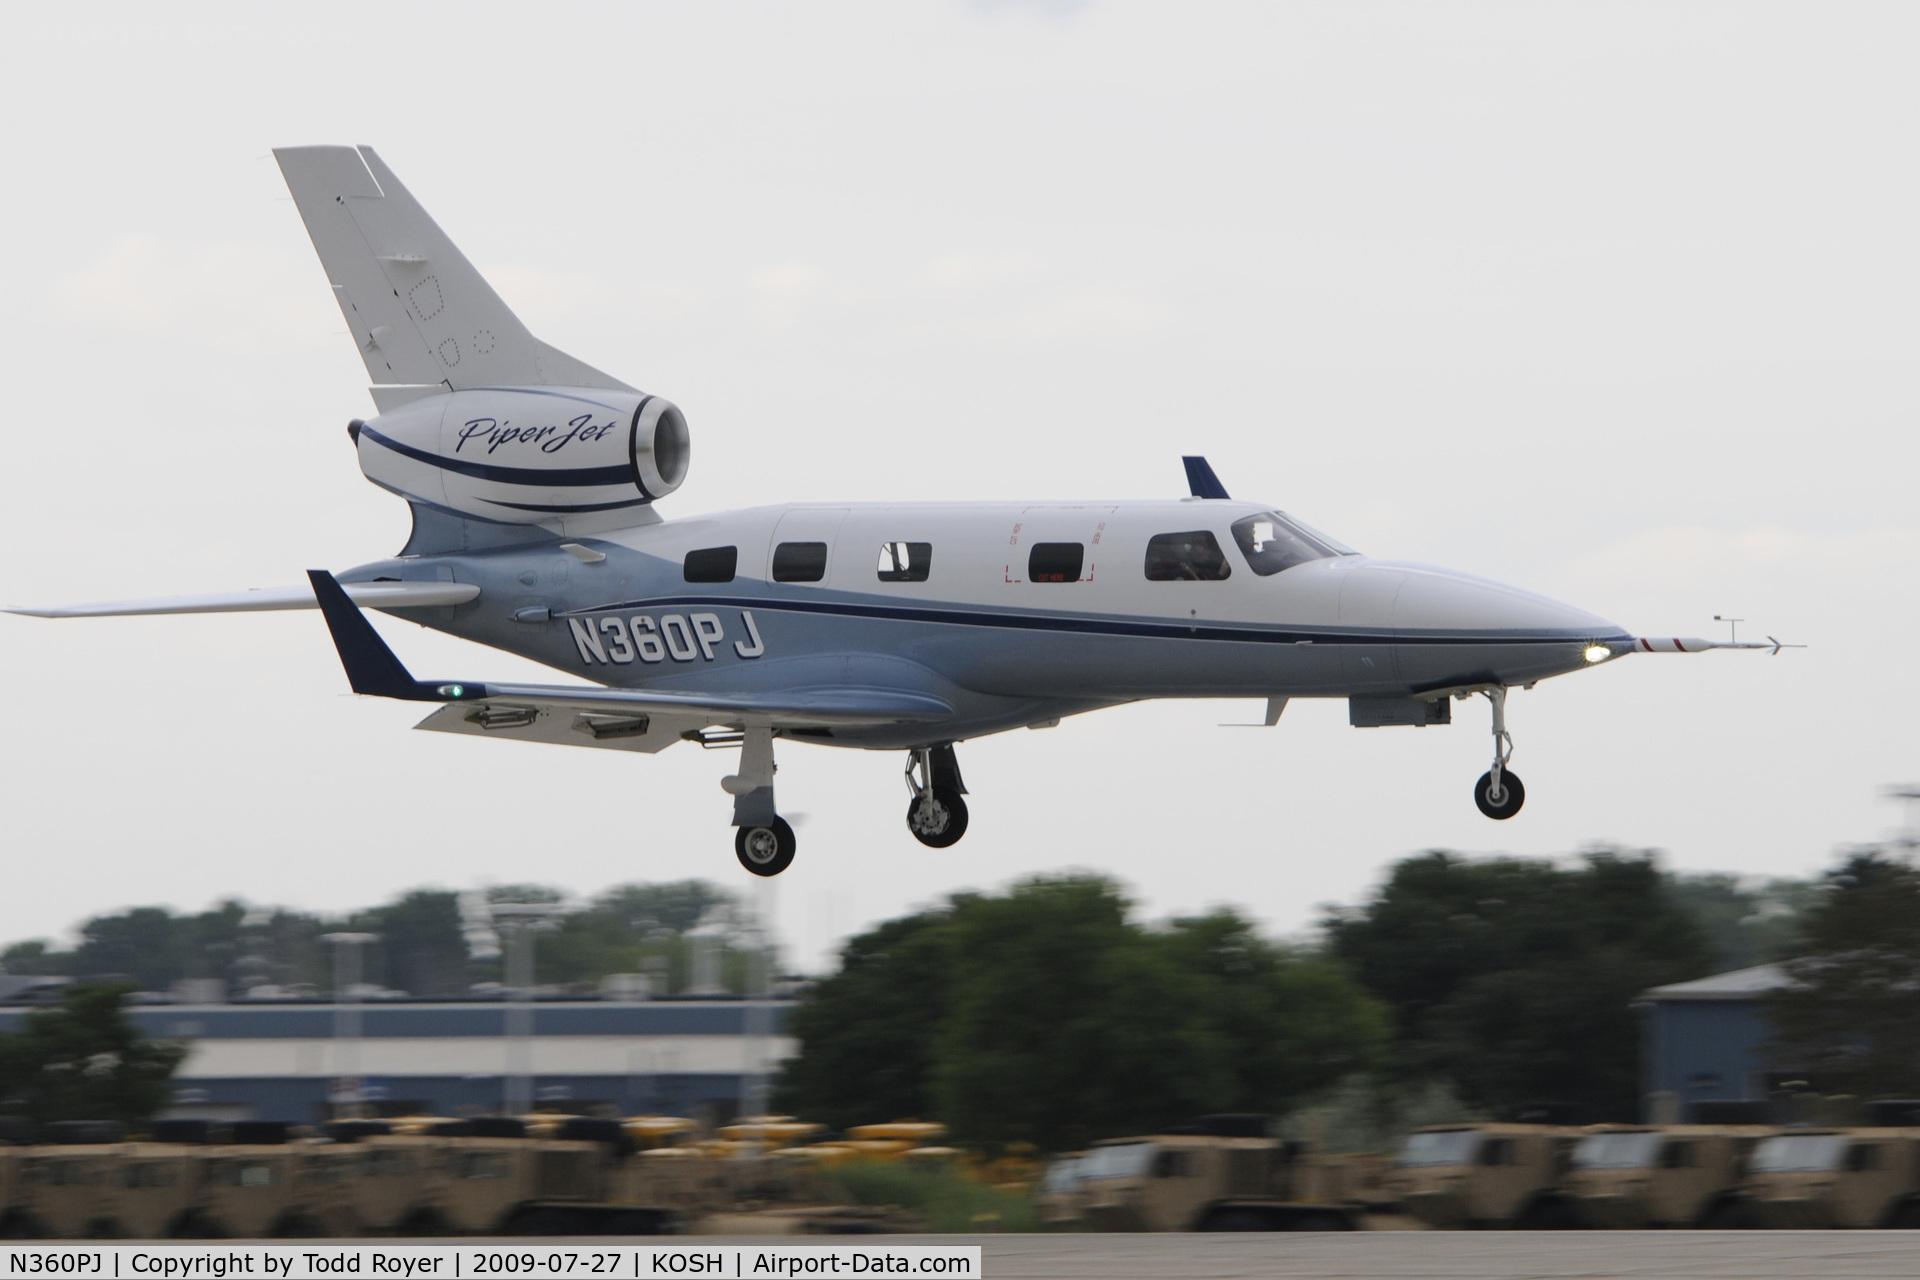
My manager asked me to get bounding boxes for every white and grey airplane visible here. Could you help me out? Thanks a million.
[9,147,1791,877]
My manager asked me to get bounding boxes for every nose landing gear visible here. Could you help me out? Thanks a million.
[1473,686,1525,820]
[905,744,969,848]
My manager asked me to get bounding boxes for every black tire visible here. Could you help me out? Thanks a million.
[1474,769,1526,820]
[1698,1198,1757,1230]
[1198,1209,1271,1232]
[735,817,797,876]
[906,786,969,848]
[0,1212,44,1240]
[1887,1200,1920,1229]
[394,1209,449,1237]
[168,1211,227,1239]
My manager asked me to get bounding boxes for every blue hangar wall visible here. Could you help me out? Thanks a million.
[0,1000,795,1123]
[1636,964,1786,1121]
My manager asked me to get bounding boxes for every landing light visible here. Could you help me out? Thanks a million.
[1583,646,1611,664]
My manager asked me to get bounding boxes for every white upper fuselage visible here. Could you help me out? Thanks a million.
[573,497,1621,642]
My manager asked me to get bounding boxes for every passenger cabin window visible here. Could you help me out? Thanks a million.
[878,541,932,583]
[772,541,829,583]
[683,546,737,583]
[1847,1144,1884,1172]
[1144,530,1231,581]
[1659,1141,1697,1170]
[1230,512,1356,577]
[1028,542,1085,583]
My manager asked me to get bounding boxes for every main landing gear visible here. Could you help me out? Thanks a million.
[1473,686,1524,820]
[905,744,969,848]
[717,735,974,875]
[723,727,797,876]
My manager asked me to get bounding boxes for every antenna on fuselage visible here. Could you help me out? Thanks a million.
[1182,456,1230,500]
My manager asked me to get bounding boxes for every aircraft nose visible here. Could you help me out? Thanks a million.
[1390,563,1623,638]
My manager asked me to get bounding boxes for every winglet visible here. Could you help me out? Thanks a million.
[307,570,456,702]
[1182,456,1230,500]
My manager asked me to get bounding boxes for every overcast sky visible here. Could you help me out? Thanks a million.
[1,1,1915,974]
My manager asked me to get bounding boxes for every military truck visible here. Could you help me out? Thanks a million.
[1388,1124,1582,1228]
[1561,1125,1772,1228]
[1076,1118,1361,1231]
[1736,1128,1920,1228]
[0,1123,676,1238]
[1037,1153,1086,1228]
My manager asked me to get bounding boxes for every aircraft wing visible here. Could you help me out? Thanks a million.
[304,570,951,750]
[6,580,479,618]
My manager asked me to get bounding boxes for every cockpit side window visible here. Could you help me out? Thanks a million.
[1144,531,1231,581]
[1230,512,1355,576]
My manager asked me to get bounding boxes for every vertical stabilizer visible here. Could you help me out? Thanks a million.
[274,145,630,395]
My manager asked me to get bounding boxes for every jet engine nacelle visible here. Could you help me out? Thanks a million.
[351,386,689,525]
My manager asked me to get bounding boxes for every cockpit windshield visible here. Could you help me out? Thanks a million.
[1230,512,1358,576]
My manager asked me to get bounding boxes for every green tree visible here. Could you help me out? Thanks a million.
[1326,849,1712,1120]
[347,891,470,997]
[774,875,1386,1150]
[771,908,955,1132]
[1156,910,1387,1114]
[0,984,185,1132]
[537,881,745,992]
[1770,851,1920,1098]
[1666,872,1818,972]
[934,877,1230,1150]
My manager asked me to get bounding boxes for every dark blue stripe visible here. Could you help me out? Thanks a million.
[567,594,1630,649]
[360,425,636,488]
[484,496,656,514]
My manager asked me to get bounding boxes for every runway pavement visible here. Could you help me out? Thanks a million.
[839,1231,1920,1279]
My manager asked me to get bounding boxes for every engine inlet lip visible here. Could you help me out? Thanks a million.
[628,396,658,500]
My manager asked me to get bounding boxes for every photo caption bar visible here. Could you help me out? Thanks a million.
[0,1248,981,1280]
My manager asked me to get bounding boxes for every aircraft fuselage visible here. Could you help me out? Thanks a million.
[351,498,1630,750]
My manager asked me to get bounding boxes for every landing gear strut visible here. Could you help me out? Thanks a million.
[1473,687,1524,820]
[724,726,797,875]
[905,744,969,848]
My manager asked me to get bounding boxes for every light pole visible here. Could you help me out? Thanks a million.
[490,903,567,1116]
[738,878,778,1122]
[320,932,377,1119]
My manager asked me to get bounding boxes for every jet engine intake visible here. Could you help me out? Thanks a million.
[354,386,690,527]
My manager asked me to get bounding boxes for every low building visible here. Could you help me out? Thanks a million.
[0,997,794,1124]
[1636,963,1789,1122]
